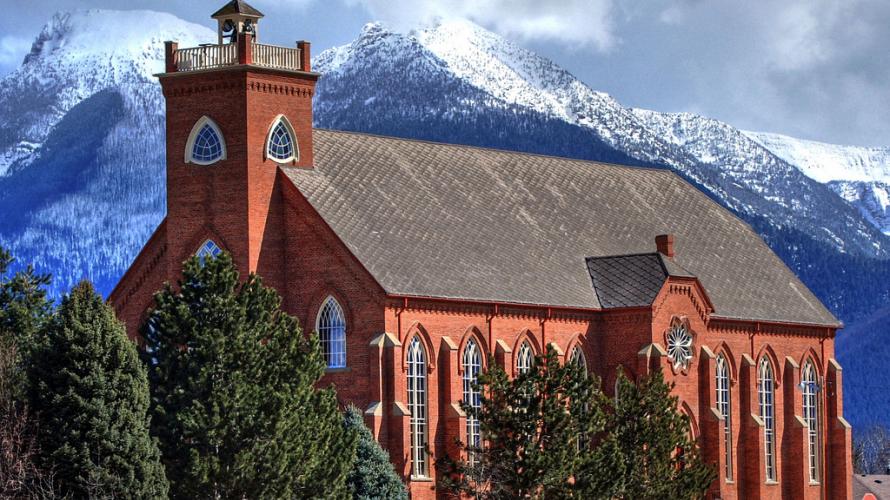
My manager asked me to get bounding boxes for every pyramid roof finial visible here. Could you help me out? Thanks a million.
[212,0,264,19]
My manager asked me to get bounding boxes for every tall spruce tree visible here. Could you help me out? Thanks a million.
[143,253,358,499]
[343,405,407,500]
[28,281,168,498]
[579,371,714,499]
[438,347,605,499]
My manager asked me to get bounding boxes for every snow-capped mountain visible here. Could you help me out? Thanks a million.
[746,132,890,235]
[0,10,213,291]
[1,10,889,427]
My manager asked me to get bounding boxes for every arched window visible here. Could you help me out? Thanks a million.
[516,341,534,375]
[758,357,776,482]
[407,336,428,478]
[316,297,346,369]
[266,115,298,163]
[802,360,820,483]
[185,116,226,165]
[196,239,222,265]
[716,354,732,481]
[569,345,587,371]
[462,338,482,462]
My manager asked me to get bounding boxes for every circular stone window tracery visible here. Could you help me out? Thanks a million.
[666,323,694,370]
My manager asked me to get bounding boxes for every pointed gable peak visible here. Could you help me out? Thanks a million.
[212,0,264,19]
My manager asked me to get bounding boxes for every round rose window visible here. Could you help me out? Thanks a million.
[666,324,693,370]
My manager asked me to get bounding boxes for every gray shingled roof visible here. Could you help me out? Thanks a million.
[586,253,693,309]
[211,0,264,18]
[282,130,839,326]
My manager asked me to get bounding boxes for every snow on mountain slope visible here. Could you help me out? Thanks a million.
[0,11,214,293]
[746,131,890,234]
[317,20,889,260]
[746,131,890,184]
[0,10,213,176]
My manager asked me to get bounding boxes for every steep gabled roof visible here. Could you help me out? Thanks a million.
[282,129,839,327]
[586,253,693,309]
[212,0,264,18]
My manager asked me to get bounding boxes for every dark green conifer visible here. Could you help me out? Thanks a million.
[344,405,407,500]
[29,281,168,498]
[143,253,357,499]
[581,371,715,499]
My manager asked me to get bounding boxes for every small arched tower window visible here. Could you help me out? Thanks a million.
[316,297,346,369]
[462,338,482,460]
[758,356,776,482]
[802,360,820,483]
[716,354,732,481]
[517,341,533,375]
[569,346,587,372]
[185,116,226,165]
[266,115,298,163]
[196,239,222,265]
[407,336,429,478]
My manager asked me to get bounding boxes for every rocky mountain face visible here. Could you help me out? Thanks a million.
[1,11,888,428]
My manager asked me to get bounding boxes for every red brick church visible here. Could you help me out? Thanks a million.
[109,2,853,498]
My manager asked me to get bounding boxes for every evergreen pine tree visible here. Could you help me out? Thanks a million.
[143,253,358,499]
[28,281,168,498]
[344,405,407,500]
[0,246,51,400]
[438,346,605,499]
[579,371,714,499]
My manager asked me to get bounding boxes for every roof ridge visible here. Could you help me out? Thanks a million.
[313,128,675,175]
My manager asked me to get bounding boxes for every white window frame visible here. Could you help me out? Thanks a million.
[462,338,482,463]
[802,361,820,483]
[185,116,227,165]
[516,341,533,375]
[407,336,429,478]
[315,296,346,369]
[716,354,732,481]
[758,357,776,482]
[570,346,587,371]
[196,239,222,264]
[265,114,299,164]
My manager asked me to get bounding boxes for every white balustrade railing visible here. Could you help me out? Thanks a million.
[252,43,302,71]
[175,44,238,72]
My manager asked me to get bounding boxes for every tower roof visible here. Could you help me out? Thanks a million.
[212,0,264,19]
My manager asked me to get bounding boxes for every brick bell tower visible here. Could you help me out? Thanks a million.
[158,0,317,280]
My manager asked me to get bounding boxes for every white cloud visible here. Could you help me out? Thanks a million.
[0,36,31,73]
[344,0,617,51]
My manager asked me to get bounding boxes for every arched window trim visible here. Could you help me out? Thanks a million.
[569,345,587,372]
[716,354,732,481]
[758,356,777,482]
[462,338,482,463]
[802,360,820,483]
[407,336,429,478]
[185,116,227,165]
[315,296,346,369]
[516,341,534,375]
[265,114,299,164]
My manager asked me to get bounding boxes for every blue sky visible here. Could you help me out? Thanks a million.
[5,0,889,147]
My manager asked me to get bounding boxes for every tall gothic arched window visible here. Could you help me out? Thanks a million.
[185,116,226,165]
[516,341,533,375]
[802,360,820,483]
[716,354,732,481]
[407,336,428,478]
[266,115,298,163]
[758,356,776,481]
[316,297,346,369]
[569,345,587,371]
[462,338,482,462]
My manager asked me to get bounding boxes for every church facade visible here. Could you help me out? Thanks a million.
[109,2,853,498]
